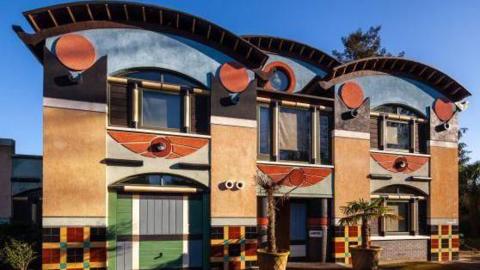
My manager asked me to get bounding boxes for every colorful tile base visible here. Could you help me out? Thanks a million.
[333,225,362,264]
[210,225,257,270]
[42,226,106,270]
[429,224,459,262]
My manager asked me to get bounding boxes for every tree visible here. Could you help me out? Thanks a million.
[332,25,405,62]
[0,238,37,270]
[339,198,397,249]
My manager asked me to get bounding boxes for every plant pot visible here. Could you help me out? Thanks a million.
[257,249,290,270]
[350,246,382,270]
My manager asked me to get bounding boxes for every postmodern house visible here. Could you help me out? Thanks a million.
[14,1,472,269]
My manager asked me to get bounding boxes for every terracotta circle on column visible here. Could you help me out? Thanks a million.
[55,34,96,71]
[433,98,455,122]
[150,137,172,158]
[339,82,364,109]
[218,62,250,93]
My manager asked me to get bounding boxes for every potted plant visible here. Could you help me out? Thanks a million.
[339,198,397,270]
[256,170,290,270]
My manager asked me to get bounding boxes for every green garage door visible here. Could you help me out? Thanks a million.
[110,193,206,270]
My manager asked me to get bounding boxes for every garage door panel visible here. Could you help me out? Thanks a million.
[139,240,183,269]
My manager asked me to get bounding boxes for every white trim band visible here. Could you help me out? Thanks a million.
[43,217,106,227]
[257,160,334,169]
[332,130,370,140]
[428,218,459,225]
[428,140,458,149]
[108,126,211,139]
[370,149,431,158]
[43,97,106,112]
[371,235,430,241]
[210,116,257,128]
[211,217,257,226]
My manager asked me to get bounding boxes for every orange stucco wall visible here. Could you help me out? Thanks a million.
[333,136,370,218]
[43,107,106,217]
[429,146,458,219]
[210,124,257,218]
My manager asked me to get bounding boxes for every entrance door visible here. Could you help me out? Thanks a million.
[289,201,307,259]
[114,193,205,269]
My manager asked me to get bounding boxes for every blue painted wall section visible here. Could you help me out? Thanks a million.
[265,54,327,92]
[45,28,251,88]
[334,75,448,115]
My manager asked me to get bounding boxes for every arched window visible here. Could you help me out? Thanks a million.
[372,185,428,235]
[118,68,204,88]
[109,68,210,134]
[112,173,206,190]
[370,104,428,153]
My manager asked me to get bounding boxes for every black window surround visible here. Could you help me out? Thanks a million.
[257,101,333,165]
[107,69,210,135]
[370,104,428,154]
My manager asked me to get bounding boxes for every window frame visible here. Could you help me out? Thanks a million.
[256,101,333,165]
[384,119,412,152]
[138,88,184,132]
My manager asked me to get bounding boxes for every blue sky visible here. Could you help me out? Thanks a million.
[1,0,479,161]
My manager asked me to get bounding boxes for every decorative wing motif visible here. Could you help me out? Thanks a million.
[108,131,208,159]
[371,152,429,173]
[257,165,331,187]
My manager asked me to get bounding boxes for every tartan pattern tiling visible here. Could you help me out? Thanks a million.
[333,225,362,264]
[429,224,459,262]
[210,226,257,270]
[42,227,107,270]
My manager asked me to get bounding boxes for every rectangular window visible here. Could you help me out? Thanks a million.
[386,121,410,150]
[319,114,332,164]
[279,107,311,162]
[386,201,409,233]
[259,106,272,156]
[141,90,182,130]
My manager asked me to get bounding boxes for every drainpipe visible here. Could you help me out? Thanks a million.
[321,198,328,263]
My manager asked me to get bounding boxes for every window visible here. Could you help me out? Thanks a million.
[279,107,311,162]
[141,90,182,130]
[370,104,427,153]
[386,201,409,232]
[319,114,332,164]
[386,121,410,150]
[257,103,332,164]
[259,106,272,156]
[270,69,290,91]
[108,68,210,134]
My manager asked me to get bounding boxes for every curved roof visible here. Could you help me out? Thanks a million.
[322,57,471,101]
[242,35,341,72]
[14,1,268,69]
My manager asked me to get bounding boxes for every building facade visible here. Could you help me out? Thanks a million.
[0,138,42,225]
[14,1,471,269]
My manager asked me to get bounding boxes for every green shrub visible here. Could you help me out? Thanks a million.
[0,239,37,270]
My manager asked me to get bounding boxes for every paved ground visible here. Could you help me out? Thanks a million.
[286,251,480,270]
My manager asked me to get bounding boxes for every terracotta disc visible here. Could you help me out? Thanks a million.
[434,98,455,121]
[150,137,172,158]
[219,62,250,93]
[287,168,306,186]
[339,82,364,109]
[55,34,96,71]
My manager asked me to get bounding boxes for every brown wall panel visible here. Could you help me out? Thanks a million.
[43,107,106,217]
[0,144,13,220]
[333,137,370,218]
[210,124,257,218]
[429,146,458,219]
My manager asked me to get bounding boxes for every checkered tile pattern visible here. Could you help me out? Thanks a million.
[429,224,459,262]
[333,225,362,264]
[42,227,106,270]
[210,226,257,270]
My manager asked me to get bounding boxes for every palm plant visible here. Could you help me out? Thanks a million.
[339,198,397,249]
[257,169,282,253]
